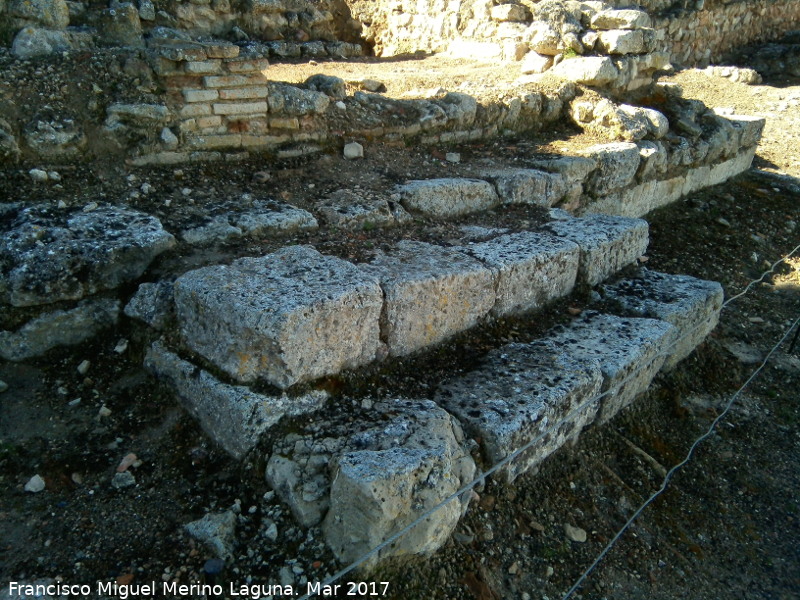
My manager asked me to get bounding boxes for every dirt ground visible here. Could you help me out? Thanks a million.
[1,51,799,600]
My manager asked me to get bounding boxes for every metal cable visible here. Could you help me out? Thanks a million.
[560,313,800,599]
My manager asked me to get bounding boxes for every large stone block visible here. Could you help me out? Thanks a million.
[550,57,619,87]
[396,178,499,217]
[144,342,327,459]
[323,400,476,568]
[0,299,120,361]
[597,30,645,55]
[590,9,651,30]
[581,142,640,196]
[8,0,69,29]
[598,269,723,369]
[479,168,568,206]
[174,245,383,388]
[360,241,495,357]
[0,204,175,308]
[461,232,580,316]
[547,313,673,424]
[435,340,604,482]
[543,213,649,286]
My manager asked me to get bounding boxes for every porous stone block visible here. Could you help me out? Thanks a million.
[597,30,645,55]
[581,142,641,196]
[317,190,399,230]
[599,269,723,369]
[124,280,175,330]
[323,400,476,567]
[360,241,495,357]
[396,178,499,217]
[174,245,383,388]
[268,83,330,116]
[1,204,175,308]
[479,168,568,206]
[204,74,267,88]
[224,58,270,72]
[184,60,222,74]
[435,340,604,482]
[543,213,648,286]
[0,299,120,361]
[591,9,651,30]
[461,232,580,316]
[144,342,327,459]
[724,115,765,149]
[545,313,673,424]
[550,57,619,86]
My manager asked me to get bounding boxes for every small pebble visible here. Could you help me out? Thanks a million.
[112,471,136,489]
[77,360,91,375]
[0,380,8,393]
[47,171,61,182]
[98,405,112,418]
[445,152,461,163]
[29,168,48,182]
[24,475,46,493]
[114,339,129,354]
[57,200,67,209]
[716,217,731,227]
[343,142,364,160]
[71,472,83,485]
[82,202,98,212]
[565,523,587,542]
[68,398,81,407]
[117,453,138,473]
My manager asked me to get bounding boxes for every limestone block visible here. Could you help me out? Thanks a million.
[360,241,495,357]
[24,115,86,159]
[530,155,597,182]
[107,103,170,126]
[636,140,668,180]
[581,142,640,196]
[543,213,649,286]
[479,168,567,207]
[124,280,175,330]
[11,26,71,58]
[545,313,673,424]
[323,400,476,567]
[521,52,554,74]
[173,245,383,388]
[317,190,398,230]
[304,74,347,100]
[144,342,327,459]
[212,101,268,115]
[491,3,529,22]
[724,114,766,149]
[590,9,651,30]
[526,22,562,56]
[268,83,330,116]
[598,269,723,370]
[396,178,499,217]
[435,340,604,482]
[8,0,69,29]
[183,89,219,103]
[596,29,645,54]
[550,56,619,86]
[461,232,580,316]
[98,3,144,48]
[1,204,175,307]
[0,299,120,361]
[0,119,20,163]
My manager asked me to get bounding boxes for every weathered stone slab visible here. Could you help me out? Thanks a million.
[479,168,568,206]
[144,342,327,459]
[0,204,175,308]
[360,241,495,356]
[174,245,383,388]
[461,232,580,316]
[396,178,499,217]
[435,341,603,482]
[581,142,640,196]
[180,201,318,245]
[0,299,120,361]
[724,114,766,148]
[323,400,476,567]
[124,280,175,330]
[547,313,673,424]
[598,269,723,369]
[543,214,648,286]
[316,190,402,230]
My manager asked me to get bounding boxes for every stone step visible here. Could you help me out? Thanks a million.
[249,268,722,567]
[170,212,648,390]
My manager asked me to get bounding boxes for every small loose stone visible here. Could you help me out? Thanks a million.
[24,475,46,493]
[77,360,91,375]
[565,523,587,542]
[0,380,8,393]
[343,142,364,159]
